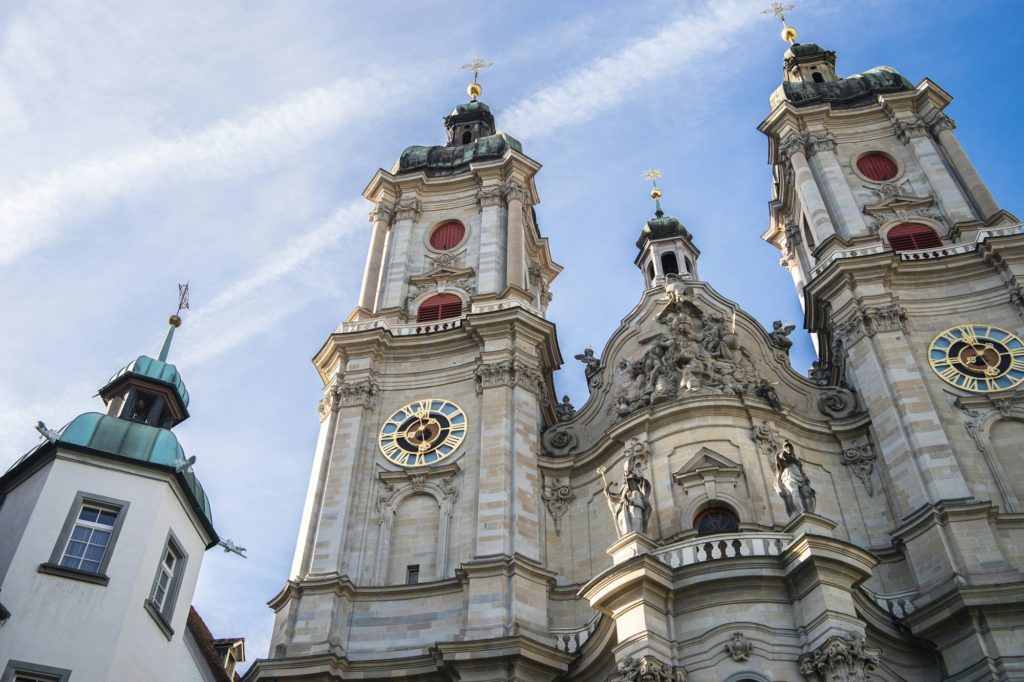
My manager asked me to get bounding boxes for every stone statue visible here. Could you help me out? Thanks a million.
[574,347,602,383]
[774,440,816,516]
[599,455,653,537]
[701,313,739,362]
[768,320,795,353]
[755,378,783,411]
[555,395,575,422]
[808,360,830,385]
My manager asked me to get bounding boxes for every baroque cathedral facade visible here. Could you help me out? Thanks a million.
[244,36,1024,682]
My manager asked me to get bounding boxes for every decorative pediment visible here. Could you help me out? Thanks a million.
[409,265,476,289]
[862,183,934,216]
[675,447,742,476]
[673,447,744,501]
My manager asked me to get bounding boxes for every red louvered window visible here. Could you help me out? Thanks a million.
[857,153,898,181]
[887,223,942,251]
[429,221,465,250]
[416,293,462,322]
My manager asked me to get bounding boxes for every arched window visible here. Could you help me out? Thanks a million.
[695,507,739,536]
[661,252,679,276]
[416,293,462,323]
[461,131,472,144]
[429,221,465,250]
[857,152,898,181]
[811,71,824,83]
[647,262,655,282]
[802,215,816,249]
[887,222,942,251]
[684,255,694,274]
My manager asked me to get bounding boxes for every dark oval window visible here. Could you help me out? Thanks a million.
[695,508,739,536]
[429,221,465,251]
[857,153,899,181]
[416,293,462,323]
[887,222,942,251]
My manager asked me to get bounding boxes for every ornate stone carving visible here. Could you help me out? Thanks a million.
[502,179,531,205]
[779,134,807,161]
[993,398,1014,418]
[927,112,956,136]
[818,388,858,419]
[752,421,783,459]
[477,185,504,208]
[541,476,575,536]
[541,426,578,457]
[615,655,686,682]
[426,251,459,268]
[474,359,543,395]
[799,634,879,682]
[806,132,836,154]
[394,196,421,222]
[842,444,877,496]
[724,632,753,662]
[772,440,816,516]
[599,443,653,537]
[410,474,427,493]
[755,378,783,411]
[574,348,603,388]
[808,360,831,386]
[768,320,795,354]
[555,395,575,422]
[831,303,906,348]
[368,201,395,226]
[893,115,930,143]
[336,379,379,409]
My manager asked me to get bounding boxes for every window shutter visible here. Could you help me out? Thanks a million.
[857,153,898,181]
[416,293,463,322]
[887,222,942,251]
[429,222,465,250]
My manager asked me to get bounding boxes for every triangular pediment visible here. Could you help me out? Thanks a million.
[676,447,741,474]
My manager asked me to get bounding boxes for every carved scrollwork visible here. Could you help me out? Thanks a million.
[477,185,504,208]
[805,132,836,154]
[830,303,906,348]
[613,655,686,682]
[320,378,378,416]
[799,634,879,682]
[893,116,930,143]
[541,426,578,457]
[394,196,421,222]
[502,179,531,205]
[542,476,575,536]
[474,359,543,395]
[842,444,877,496]
[819,388,858,419]
[368,201,395,226]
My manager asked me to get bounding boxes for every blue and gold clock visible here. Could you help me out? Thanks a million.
[928,324,1024,393]
[378,399,467,467]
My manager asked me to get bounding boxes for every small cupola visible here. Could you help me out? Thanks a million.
[635,172,700,288]
[98,292,191,428]
[783,43,839,84]
[444,100,496,146]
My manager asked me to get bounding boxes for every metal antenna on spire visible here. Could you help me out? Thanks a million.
[644,169,665,218]
[762,2,798,43]
[461,57,493,100]
[159,282,190,362]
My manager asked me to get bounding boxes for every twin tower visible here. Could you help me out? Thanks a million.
[246,37,1024,682]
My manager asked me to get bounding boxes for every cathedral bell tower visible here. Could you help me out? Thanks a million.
[760,25,1024,679]
[634,173,700,288]
[252,74,570,681]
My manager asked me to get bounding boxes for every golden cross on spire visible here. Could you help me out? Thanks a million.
[176,282,190,316]
[762,2,798,43]
[644,169,664,217]
[461,57,493,100]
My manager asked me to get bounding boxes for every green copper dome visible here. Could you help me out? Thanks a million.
[104,355,189,408]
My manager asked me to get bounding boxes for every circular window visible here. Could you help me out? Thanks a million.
[856,152,899,181]
[429,221,466,251]
[695,507,739,536]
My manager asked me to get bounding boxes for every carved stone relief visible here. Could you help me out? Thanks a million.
[541,476,575,536]
[753,424,815,517]
[830,303,906,348]
[841,444,877,496]
[554,395,575,422]
[613,655,686,682]
[541,426,578,457]
[612,291,773,419]
[476,185,504,208]
[319,377,379,418]
[394,196,421,222]
[724,632,753,662]
[598,439,653,537]
[799,633,879,682]
[474,359,543,395]
[818,388,858,419]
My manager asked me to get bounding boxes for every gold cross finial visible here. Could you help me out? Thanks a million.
[461,57,493,100]
[176,282,190,316]
[762,2,798,43]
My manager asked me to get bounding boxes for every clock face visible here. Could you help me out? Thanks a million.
[379,399,467,467]
[928,324,1024,393]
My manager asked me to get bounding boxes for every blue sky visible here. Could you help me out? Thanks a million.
[1,0,1021,667]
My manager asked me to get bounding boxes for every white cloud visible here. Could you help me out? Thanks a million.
[177,200,370,367]
[499,0,762,139]
[0,71,415,266]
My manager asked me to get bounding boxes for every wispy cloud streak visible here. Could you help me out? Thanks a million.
[0,71,415,266]
[499,0,761,139]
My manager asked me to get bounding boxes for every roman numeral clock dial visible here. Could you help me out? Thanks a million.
[928,324,1024,393]
[378,399,467,467]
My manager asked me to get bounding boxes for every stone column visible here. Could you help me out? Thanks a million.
[782,135,833,248]
[930,114,1001,222]
[504,180,530,292]
[476,185,505,295]
[894,117,975,223]
[807,133,866,239]
[378,197,420,310]
[357,202,393,312]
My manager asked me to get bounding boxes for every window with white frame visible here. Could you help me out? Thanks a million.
[41,492,129,584]
[145,531,188,637]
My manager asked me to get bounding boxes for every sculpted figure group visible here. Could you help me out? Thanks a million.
[614,289,771,417]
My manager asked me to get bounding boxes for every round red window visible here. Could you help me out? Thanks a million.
[856,153,898,181]
[429,221,465,250]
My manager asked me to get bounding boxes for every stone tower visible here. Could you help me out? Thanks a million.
[760,38,1024,679]
[252,86,568,680]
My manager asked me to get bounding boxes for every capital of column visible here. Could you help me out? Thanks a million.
[368,201,395,226]
[503,179,531,205]
[394,196,421,222]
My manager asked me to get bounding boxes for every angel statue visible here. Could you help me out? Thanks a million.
[574,347,602,383]
[768,320,795,353]
[598,456,653,537]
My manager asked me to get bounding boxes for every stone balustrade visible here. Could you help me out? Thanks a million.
[652,531,793,569]
[861,587,918,618]
[336,318,463,335]
[552,614,600,654]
